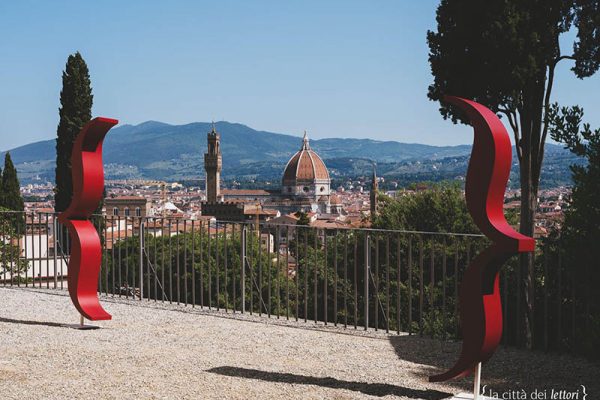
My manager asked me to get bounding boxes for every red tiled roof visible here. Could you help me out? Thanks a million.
[310,219,349,229]
[106,196,147,201]
[221,189,271,196]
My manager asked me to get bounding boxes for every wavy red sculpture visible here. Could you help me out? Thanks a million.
[58,117,118,321]
[429,96,535,382]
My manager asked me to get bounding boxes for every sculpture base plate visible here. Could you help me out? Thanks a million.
[446,393,493,400]
[62,323,100,330]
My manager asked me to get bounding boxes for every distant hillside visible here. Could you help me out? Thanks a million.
[1,120,579,187]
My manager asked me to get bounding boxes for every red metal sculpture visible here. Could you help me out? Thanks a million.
[58,117,118,321]
[429,96,535,382]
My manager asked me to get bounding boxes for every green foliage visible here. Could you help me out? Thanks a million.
[94,214,505,342]
[0,208,28,282]
[427,1,600,347]
[372,183,478,234]
[0,153,25,232]
[289,213,318,260]
[429,1,577,121]
[370,186,487,336]
[427,0,600,227]
[549,104,600,358]
[55,52,93,213]
[427,0,600,123]
[295,211,310,226]
[102,225,290,315]
[1,153,23,210]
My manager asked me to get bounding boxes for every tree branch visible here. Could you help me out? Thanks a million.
[500,108,522,161]
[554,54,576,64]
[540,63,556,171]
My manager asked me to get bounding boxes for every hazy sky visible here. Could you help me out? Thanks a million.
[1,0,600,151]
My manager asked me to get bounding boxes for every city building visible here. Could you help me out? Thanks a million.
[105,196,149,218]
[201,127,344,221]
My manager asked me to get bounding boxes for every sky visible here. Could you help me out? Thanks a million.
[1,0,600,151]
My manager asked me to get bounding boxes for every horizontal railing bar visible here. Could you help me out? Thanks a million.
[4,211,485,238]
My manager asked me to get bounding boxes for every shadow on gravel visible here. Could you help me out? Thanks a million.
[388,335,465,379]
[388,335,600,395]
[207,366,451,399]
[0,316,65,328]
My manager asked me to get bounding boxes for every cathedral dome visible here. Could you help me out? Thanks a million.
[282,132,329,184]
[282,132,331,198]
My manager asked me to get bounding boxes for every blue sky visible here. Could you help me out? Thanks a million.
[1,0,599,151]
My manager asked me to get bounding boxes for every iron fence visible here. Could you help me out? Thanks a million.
[0,211,584,354]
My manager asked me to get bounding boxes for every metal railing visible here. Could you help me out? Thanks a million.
[0,211,587,355]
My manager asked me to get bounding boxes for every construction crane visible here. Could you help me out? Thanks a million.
[254,201,261,238]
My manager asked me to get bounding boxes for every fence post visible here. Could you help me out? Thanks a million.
[364,233,370,330]
[53,215,58,288]
[139,220,144,300]
[241,225,246,313]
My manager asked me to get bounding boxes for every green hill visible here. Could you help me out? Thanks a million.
[1,120,578,187]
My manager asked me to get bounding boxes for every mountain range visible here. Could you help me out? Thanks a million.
[1,121,580,188]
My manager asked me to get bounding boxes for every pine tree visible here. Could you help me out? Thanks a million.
[54,52,93,213]
[1,153,25,232]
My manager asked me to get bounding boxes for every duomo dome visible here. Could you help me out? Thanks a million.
[282,132,331,199]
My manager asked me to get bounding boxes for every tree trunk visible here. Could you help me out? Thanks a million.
[519,175,536,349]
[517,79,545,350]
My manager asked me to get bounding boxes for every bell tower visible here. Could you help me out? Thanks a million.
[370,164,379,218]
[204,124,222,203]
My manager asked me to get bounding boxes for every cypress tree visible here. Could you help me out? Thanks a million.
[1,152,25,232]
[1,152,23,209]
[54,52,93,213]
[0,163,3,220]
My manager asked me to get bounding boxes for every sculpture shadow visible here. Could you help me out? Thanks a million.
[388,335,472,387]
[0,316,65,328]
[388,335,600,394]
[207,366,451,399]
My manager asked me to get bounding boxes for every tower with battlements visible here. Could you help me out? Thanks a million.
[204,124,222,203]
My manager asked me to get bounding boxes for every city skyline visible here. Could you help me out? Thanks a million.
[1,2,598,398]
[2,0,600,151]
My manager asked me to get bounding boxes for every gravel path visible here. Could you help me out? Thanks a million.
[0,287,597,400]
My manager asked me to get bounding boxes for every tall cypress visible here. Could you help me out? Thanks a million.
[0,163,4,216]
[1,152,24,210]
[0,157,27,280]
[1,153,25,232]
[54,52,93,213]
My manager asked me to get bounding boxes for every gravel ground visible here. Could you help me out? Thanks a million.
[0,287,597,400]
